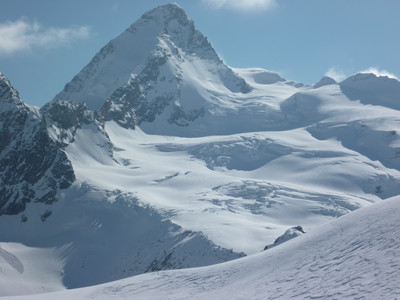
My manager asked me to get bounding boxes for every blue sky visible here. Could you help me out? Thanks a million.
[1,0,399,107]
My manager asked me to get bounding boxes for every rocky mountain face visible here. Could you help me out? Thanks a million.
[0,73,75,217]
[41,101,96,144]
[0,72,245,289]
[55,3,250,135]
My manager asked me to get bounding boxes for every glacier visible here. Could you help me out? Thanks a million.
[1,2,400,299]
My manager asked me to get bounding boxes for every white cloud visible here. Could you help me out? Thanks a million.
[359,67,399,80]
[111,2,119,12]
[201,0,277,12]
[0,19,91,56]
[325,67,347,82]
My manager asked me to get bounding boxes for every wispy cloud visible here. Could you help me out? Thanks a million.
[201,0,277,12]
[0,18,91,56]
[360,67,399,80]
[325,67,347,82]
[111,2,119,12]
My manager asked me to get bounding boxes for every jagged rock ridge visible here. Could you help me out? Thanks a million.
[0,73,75,216]
[55,3,250,134]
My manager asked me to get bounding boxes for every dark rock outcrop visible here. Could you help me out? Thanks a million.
[0,73,75,216]
[264,226,305,250]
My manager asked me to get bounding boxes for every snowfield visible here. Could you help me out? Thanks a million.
[57,69,400,256]
[1,3,400,299]
[0,243,65,296]
[6,195,400,299]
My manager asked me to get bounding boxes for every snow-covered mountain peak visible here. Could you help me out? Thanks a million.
[53,4,254,135]
[137,3,191,29]
[347,71,399,83]
[314,76,337,88]
[340,72,400,110]
[341,72,400,90]
[0,72,26,112]
[54,3,229,112]
[0,72,17,98]
[130,2,216,58]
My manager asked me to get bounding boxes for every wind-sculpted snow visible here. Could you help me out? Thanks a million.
[13,196,400,300]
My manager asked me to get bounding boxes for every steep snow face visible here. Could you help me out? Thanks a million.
[102,40,251,136]
[54,3,248,115]
[0,73,75,216]
[340,72,400,110]
[0,243,66,296]
[16,196,400,300]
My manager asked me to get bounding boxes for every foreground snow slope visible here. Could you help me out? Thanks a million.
[0,243,65,296]
[11,195,400,300]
